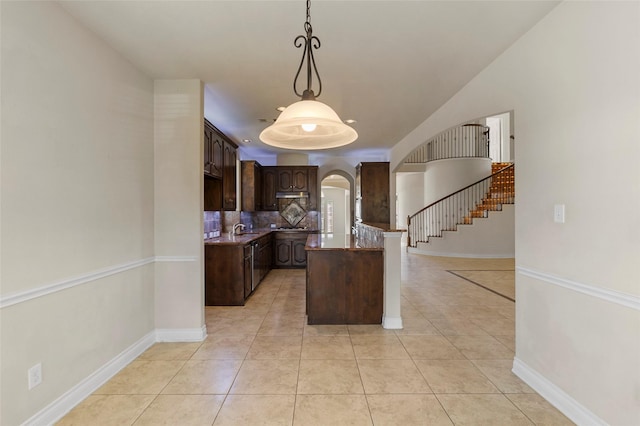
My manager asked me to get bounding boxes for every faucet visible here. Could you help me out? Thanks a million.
[232,223,246,235]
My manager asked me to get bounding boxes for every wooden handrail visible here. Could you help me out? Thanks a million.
[408,163,513,222]
[407,163,514,248]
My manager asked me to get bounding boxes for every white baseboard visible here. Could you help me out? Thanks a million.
[512,357,607,426]
[22,331,156,426]
[409,247,514,258]
[156,325,207,342]
[22,326,207,426]
[382,316,403,329]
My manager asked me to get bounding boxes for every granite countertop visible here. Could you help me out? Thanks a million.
[204,229,270,245]
[205,228,318,245]
[305,233,383,251]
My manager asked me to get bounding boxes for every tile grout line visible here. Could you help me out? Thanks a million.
[129,340,206,425]
[209,272,283,425]
[447,269,516,302]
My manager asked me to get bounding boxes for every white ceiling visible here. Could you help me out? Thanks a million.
[59,0,558,159]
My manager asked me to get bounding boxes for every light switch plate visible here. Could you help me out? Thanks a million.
[554,204,565,223]
[28,363,42,389]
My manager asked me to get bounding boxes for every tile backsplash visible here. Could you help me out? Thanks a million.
[203,211,221,234]
[220,210,319,231]
[205,209,319,233]
[206,197,319,234]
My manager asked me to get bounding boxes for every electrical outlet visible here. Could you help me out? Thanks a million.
[28,363,42,389]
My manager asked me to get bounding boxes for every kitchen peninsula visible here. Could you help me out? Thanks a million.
[305,223,405,328]
[305,233,384,324]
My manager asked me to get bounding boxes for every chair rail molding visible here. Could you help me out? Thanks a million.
[0,256,198,308]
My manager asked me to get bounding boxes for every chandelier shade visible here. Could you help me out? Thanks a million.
[259,0,357,150]
[259,100,358,150]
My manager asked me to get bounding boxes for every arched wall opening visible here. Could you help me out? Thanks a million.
[320,170,354,235]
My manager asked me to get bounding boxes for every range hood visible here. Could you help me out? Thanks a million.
[276,191,309,199]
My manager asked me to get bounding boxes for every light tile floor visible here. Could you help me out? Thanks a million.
[58,253,574,425]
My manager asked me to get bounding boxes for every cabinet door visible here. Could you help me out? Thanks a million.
[241,161,262,212]
[258,243,270,281]
[345,251,383,324]
[244,251,252,298]
[223,141,237,210]
[204,176,222,211]
[277,169,293,192]
[291,168,309,191]
[292,239,308,266]
[274,239,292,266]
[210,135,223,178]
[306,251,347,324]
[204,125,213,175]
[306,167,318,210]
[205,245,245,306]
[261,167,278,210]
[359,162,390,223]
[264,242,272,275]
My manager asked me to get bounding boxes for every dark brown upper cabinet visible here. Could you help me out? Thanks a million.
[277,167,309,192]
[241,160,262,212]
[204,119,223,179]
[261,166,318,211]
[204,119,237,211]
[355,162,390,224]
[261,167,278,211]
[222,141,237,210]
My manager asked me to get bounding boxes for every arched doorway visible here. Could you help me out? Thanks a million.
[320,173,352,234]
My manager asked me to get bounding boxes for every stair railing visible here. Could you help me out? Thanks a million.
[407,164,514,248]
[405,123,490,164]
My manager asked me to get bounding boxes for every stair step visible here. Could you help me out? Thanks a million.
[409,163,515,248]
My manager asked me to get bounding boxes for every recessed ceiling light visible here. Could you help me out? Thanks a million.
[242,139,252,144]
[276,106,287,112]
[344,119,357,124]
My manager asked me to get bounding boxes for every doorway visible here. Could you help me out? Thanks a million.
[320,174,351,234]
[485,112,511,162]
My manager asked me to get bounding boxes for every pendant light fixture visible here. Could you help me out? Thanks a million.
[259,0,358,150]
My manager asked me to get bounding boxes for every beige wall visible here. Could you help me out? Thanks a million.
[0,2,155,425]
[396,172,424,244]
[423,158,491,206]
[391,2,640,424]
[414,205,514,258]
[153,79,205,332]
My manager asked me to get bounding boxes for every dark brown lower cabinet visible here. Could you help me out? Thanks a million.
[205,234,273,306]
[243,245,252,299]
[306,249,383,324]
[273,232,311,268]
[254,234,272,282]
[205,244,246,306]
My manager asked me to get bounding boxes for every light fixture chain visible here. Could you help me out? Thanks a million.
[293,0,322,99]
